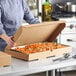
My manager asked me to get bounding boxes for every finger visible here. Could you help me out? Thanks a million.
[8,39,15,47]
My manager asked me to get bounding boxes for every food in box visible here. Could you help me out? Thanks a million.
[5,21,72,61]
[10,42,72,61]
[11,42,65,54]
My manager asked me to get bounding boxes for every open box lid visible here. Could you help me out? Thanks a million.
[13,21,65,46]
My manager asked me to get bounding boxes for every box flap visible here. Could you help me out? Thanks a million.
[0,51,11,67]
[13,21,65,46]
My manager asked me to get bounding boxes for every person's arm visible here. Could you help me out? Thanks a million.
[0,4,15,47]
[22,0,40,24]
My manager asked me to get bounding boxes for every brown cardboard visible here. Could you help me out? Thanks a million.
[0,52,11,67]
[6,44,72,61]
[5,21,72,61]
[13,21,66,46]
[50,46,72,56]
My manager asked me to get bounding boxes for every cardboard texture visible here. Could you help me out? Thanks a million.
[13,21,66,46]
[0,52,11,67]
[5,21,72,61]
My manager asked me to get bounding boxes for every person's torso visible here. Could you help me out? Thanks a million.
[1,0,25,36]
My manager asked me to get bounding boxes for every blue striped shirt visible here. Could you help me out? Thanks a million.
[0,0,40,36]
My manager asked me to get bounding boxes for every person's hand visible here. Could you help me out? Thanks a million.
[0,34,16,47]
[6,36,16,47]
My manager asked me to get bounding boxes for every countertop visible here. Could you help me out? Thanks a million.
[0,48,76,76]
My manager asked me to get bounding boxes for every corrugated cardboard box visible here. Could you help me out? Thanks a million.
[5,21,72,61]
[0,52,11,67]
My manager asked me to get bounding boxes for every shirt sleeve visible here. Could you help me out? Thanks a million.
[22,0,40,24]
[0,5,6,35]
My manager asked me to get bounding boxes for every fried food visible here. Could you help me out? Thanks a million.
[13,42,65,54]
